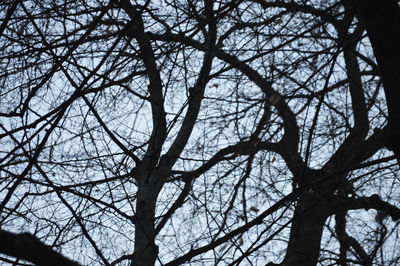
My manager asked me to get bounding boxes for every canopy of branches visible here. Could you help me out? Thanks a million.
[0,0,399,265]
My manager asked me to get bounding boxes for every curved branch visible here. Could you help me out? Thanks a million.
[147,30,305,175]
[162,2,217,170]
[329,194,400,222]
[180,140,280,183]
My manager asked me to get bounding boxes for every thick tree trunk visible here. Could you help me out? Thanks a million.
[355,0,400,163]
[131,182,161,266]
[283,191,328,266]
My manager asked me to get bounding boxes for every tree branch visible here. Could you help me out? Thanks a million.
[329,194,400,222]
[117,0,167,170]
[164,191,299,266]
[0,230,81,266]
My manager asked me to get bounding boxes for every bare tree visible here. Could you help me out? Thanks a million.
[0,0,399,265]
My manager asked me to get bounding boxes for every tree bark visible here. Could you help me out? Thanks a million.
[283,191,328,265]
[131,179,162,266]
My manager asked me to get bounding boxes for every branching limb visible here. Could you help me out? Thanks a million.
[329,194,400,222]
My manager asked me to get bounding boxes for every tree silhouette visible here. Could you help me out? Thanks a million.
[0,0,399,265]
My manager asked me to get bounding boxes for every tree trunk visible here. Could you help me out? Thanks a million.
[283,191,328,266]
[131,182,161,266]
[355,0,400,163]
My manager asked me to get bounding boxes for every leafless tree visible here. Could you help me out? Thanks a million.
[0,0,399,265]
